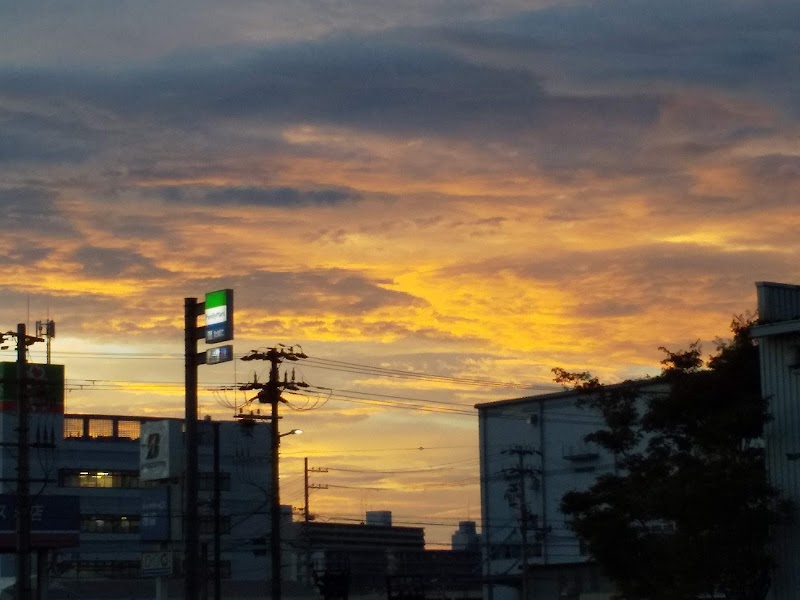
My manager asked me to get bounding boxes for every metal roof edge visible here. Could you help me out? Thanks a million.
[474,377,664,410]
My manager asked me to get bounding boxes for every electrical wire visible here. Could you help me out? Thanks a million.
[41,348,559,393]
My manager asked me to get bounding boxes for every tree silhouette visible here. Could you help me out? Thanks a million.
[558,317,787,600]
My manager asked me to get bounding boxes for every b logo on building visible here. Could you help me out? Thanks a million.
[146,433,161,459]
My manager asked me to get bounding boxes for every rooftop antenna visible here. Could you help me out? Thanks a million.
[34,320,55,364]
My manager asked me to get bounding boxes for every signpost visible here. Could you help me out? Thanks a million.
[185,289,234,600]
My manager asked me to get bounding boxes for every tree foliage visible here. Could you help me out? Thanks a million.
[557,317,786,600]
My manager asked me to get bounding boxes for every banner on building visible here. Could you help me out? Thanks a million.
[140,486,171,541]
[0,495,80,549]
[0,362,65,413]
[140,420,183,481]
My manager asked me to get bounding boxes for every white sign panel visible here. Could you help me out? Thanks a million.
[140,420,182,481]
[142,551,172,577]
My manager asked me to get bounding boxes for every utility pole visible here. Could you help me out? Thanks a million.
[303,460,328,524]
[241,346,309,600]
[7,323,44,600]
[267,353,281,600]
[501,445,540,600]
[17,324,31,600]
[301,459,327,585]
[213,420,221,600]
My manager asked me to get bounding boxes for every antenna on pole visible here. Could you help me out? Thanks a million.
[34,320,55,364]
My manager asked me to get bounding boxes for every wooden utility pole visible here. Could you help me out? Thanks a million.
[303,459,329,524]
[501,445,539,600]
[241,345,309,600]
[16,323,31,600]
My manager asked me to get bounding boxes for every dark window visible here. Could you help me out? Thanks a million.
[199,515,231,535]
[176,558,231,580]
[62,560,141,578]
[81,514,141,534]
[198,472,231,492]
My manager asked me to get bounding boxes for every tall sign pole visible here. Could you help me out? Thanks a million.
[185,289,234,600]
[184,298,201,600]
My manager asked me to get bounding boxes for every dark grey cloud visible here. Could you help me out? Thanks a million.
[446,0,800,96]
[220,270,424,315]
[70,246,172,280]
[0,289,129,339]
[0,187,58,217]
[202,186,361,207]
[135,270,424,318]
[523,242,793,288]
[0,0,796,180]
[0,245,52,266]
[0,35,655,161]
[0,187,77,236]
[0,105,96,165]
[99,215,171,243]
[738,153,800,204]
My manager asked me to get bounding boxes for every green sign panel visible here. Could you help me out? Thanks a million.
[205,289,234,343]
[0,362,65,413]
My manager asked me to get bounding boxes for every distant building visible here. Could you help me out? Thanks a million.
[0,369,274,598]
[292,518,425,592]
[451,521,480,552]
[365,510,393,527]
[283,513,481,599]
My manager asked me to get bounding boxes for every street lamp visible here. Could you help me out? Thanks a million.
[272,423,303,600]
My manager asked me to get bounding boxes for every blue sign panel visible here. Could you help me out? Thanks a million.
[205,344,233,365]
[140,486,171,542]
[0,495,80,549]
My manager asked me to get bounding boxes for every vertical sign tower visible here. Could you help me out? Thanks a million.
[185,289,233,600]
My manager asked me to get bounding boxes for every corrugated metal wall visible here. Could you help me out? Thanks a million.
[756,282,800,600]
[757,281,800,322]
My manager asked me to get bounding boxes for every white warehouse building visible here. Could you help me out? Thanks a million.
[475,382,663,600]
[752,281,800,600]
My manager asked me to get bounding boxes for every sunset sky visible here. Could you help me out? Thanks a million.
[1,0,799,547]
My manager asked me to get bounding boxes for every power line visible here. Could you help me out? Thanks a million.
[27,349,559,393]
[300,356,556,391]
